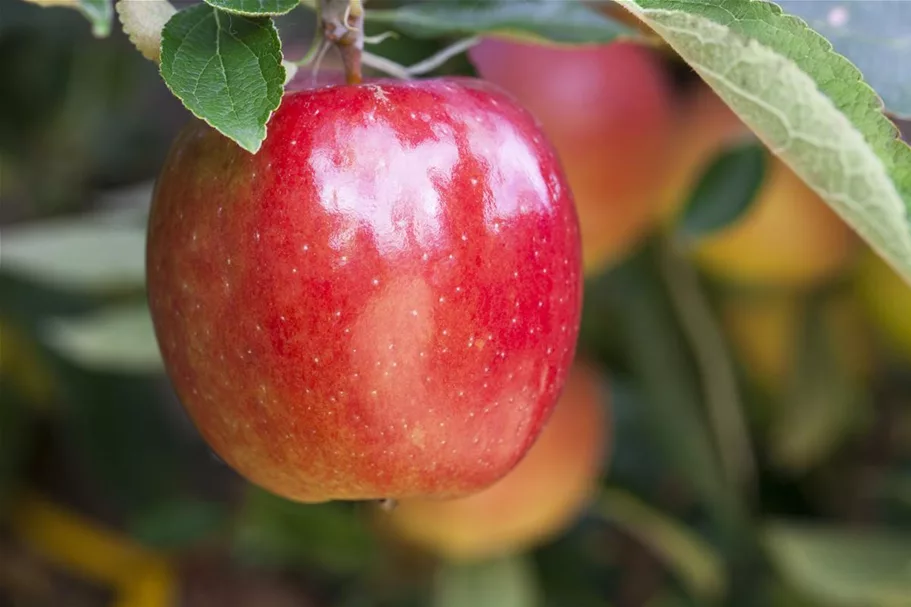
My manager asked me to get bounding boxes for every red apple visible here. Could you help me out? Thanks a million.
[468,39,674,274]
[146,78,583,503]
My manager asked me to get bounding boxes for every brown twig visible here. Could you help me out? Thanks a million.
[320,0,364,85]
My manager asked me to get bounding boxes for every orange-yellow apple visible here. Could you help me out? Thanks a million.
[719,288,870,395]
[379,361,609,562]
[468,39,674,274]
[656,84,859,286]
[718,291,799,393]
[692,154,859,287]
[856,248,911,363]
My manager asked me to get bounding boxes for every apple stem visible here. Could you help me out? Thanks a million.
[406,36,481,76]
[360,36,481,81]
[320,0,364,85]
[360,53,412,80]
[363,31,399,45]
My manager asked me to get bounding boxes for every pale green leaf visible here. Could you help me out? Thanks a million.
[433,554,540,607]
[41,304,163,373]
[204,0,300,17]
[116,0,176,62]
[765,522,911,607]
[367,0,630,45]
[1,219,145,292]
[160,3,285,153]
[619,0,911,285]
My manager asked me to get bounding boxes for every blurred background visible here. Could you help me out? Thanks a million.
[2,1,911,606]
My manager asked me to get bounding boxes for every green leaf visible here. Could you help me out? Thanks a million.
[774,1,911,119]
[40,304,163,374]
[0,387,34,510]
[204,0,300,17]
[433,554,540,607]
[597,487,726,601]
[765,522,911,606]
[883,473,911,508]
[367,0,631,45]
[130,498,228,550]
[160,3,285,153]
[769,295,870,473]
[620,0,911,286]
[233,488,377,574]
[592,245,750,548]
[1,219,146,293]
[678,143,767,239]
[59,368,187,512]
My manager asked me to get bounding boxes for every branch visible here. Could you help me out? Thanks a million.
[320,0,364,85]
[361,36,481,81]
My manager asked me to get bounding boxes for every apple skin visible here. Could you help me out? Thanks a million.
[379,361,609,562]
[468,39,674,275]
[146,78,583,503]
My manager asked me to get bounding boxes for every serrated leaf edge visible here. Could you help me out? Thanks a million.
[620,0,911,284]
[159,5,285,154]
[116,0,176,63]
[202,0,300,18]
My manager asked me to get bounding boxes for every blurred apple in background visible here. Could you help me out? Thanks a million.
[658,83,860,287]
[719,288,871,397]
[856,248,911,363]
[468,38,674,275]
[718,291,800,394]
[379,361,609,562]
[692,154,860,287]
[718,286,872,471]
